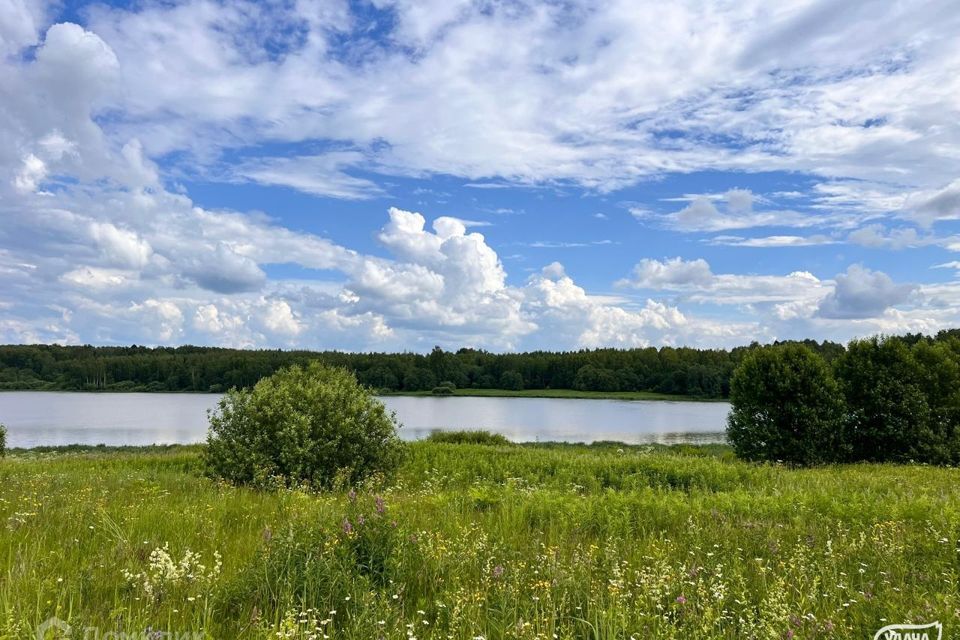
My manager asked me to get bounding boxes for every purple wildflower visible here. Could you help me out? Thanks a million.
[375,496,386,514]
[676,595,687,605]
[342,518,353,534]
[492,565,505,579]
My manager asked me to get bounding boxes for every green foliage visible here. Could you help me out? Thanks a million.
[430,385,454,395]
[835,336,960,464]
[0,423,6,457]
[726,344,844,465]
[0,339,855,399]
[499,370,524,390]
[204,362,403,489]
[425,430,511,446]
[573,364,620,391]
[729,335,960,465]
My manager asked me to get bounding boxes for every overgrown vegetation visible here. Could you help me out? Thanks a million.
[727,335,960,464]
[2,443,958,639]
[0,422,6,458]
[204,362,403,489]
[425,429,511,445]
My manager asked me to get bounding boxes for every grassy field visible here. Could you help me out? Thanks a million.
[1,442,958,639]
[382,388,722,401]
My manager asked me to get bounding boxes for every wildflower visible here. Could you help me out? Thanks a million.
[347,489,357,503]
[492,565,504,578]
[376,496,386,514]
[676,595,687,605]
[342,519,353,534]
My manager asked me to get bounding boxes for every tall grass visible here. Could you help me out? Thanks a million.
[1,442,958,638]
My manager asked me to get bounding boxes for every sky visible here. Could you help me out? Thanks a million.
[1,0,960,352]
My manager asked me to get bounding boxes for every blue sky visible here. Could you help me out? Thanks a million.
[1,0,960,351]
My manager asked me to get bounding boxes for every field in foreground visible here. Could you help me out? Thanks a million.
[1,443,958,639]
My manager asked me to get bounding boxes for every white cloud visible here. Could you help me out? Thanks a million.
[262,299,303,336]
[817,265,915,320]
[709,234,838,247]
[656,189,825,232]
[907,179,960,226]
[89,222,153,268]
[234,152,385,200]
[724,188,754,214]
[12,153,47,193]
[624,257,713,288]
[54,0,955,209]
[847,224,927,249]
[0,0,48,54]
[619,257,830,306]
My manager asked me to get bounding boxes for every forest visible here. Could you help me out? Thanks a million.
[0,335,910,398]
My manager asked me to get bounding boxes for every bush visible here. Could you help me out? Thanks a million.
[204,362,404,488]
[0,423,6,457]
[726,344,843,465]
[426,430,511,446]
[431,385,454,395]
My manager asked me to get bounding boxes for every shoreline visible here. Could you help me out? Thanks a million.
[0,386,727,402]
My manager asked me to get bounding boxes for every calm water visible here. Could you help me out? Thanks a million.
[0,391,729,448]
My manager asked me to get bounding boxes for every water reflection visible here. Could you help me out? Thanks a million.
[0,392,729,448]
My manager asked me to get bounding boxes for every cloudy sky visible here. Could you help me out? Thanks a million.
[2,0,960,351]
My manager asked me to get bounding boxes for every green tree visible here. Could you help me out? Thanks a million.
[500,370,524,390]
[726,344,844,465]
[835,337,941,463]
[574,365,620,392]
[204,362,403,488]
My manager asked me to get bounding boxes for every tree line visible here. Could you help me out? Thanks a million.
[727,331,960,465]
[0,340,847,397]
[1,331,956,404]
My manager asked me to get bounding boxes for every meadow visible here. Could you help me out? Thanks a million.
[1,441,958,639]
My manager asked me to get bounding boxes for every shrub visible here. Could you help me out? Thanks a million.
[0,423,6,457]
[426,430,510,446]
[726,344,844,465]
[204,362,403,488]
[431,385,454,395]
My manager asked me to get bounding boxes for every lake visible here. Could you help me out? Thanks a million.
[0,391,729,448]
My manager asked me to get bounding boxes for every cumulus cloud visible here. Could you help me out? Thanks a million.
[624,257,713,288]
[817,265,915,319]
[619,257,830,307]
